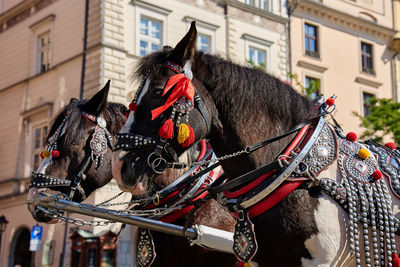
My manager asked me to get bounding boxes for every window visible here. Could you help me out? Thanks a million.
[361,42,374,75]
[305,76,321,100]
[244,0,255,5]
[259,0,271,11]
[363,92,374,116]
[139,17,162,56]
[38,31,51,73]
[184,17,218,54]
[30,15,54,75]
[32,124,48,170]
[248,46,266,69]
[197,33,211,53]
[244,34,271,71]
[135,3,169,57]
[304,23,319,58]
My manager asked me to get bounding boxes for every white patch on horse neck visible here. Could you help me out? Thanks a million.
[120,78,149,134]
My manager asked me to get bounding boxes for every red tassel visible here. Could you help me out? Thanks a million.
[393,254,400,267]
[51,150,60,158]
[158,119,174,139]
[182,125,195,147]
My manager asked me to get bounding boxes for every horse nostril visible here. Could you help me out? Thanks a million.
[30,209,54,223]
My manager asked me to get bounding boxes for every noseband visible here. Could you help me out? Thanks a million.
[30,110,114,200]
[115,60,210,173]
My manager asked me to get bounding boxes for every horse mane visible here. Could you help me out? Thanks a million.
[134,50,315,133]
[47,100,128,149]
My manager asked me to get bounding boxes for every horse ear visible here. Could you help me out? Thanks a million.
[82,80,110,116]
[168,21,197,66]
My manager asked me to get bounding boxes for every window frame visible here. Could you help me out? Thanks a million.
[304,23,319,58]
[135,4,169,57]
[243,34,272,71]
[30,15,55,75]
[32,123,48,171]
[361,91,375,117]
[259,0,272,11]
[139,16,163,57]
[20,102,53,176]
[361,41,375,75]
[184,17,219,54]
[304,75,321,100]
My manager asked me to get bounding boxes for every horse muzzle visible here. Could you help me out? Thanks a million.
[112,150,150,195]
[27,187,58,223]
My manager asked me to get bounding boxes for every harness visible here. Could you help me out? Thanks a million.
[117,59,400,266]
[132,140,224,266]
[29,110,114,200]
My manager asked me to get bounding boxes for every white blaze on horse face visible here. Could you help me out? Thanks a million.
[112,78,150,190]
[120,78,150,134]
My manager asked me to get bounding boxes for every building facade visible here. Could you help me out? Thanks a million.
[290,0,397,135]
[393,0,400,104]
[0,0,289,266]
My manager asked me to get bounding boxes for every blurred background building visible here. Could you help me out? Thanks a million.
[0,0,398,266]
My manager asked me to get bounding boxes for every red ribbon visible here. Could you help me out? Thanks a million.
[151,73,195,120]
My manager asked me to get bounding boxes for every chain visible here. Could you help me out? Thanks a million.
[187,147,250,169]
[35,195,184,227]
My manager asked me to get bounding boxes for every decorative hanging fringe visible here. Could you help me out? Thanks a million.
[182,125,195,147]
[158,119,174,139]
[177,123,190,144]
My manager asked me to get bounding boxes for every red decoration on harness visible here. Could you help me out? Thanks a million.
[129,102,137,111]
[158,119,174,139]
[393,254,400,267]
[151,73,195,119]
[385,142,397,150]
[182,125,195,147]
[372,170,382,181]
[346,132,357,142]
[125,111,130,118]
[326,98,335,106]
[51,150,60,158]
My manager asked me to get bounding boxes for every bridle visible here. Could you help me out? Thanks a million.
[115,60,211,174]
[29,110,114,200]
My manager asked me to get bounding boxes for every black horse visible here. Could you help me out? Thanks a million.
[27,81,127,222]
[112,22,400,266]
[27,82,236,267]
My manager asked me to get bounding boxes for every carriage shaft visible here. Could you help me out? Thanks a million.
[27,196,198,239]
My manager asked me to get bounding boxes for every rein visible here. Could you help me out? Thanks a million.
[30,110,114,200]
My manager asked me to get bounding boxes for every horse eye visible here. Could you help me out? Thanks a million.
[152,87,164,96]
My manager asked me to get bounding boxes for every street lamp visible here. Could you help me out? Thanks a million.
[0,215,9,253]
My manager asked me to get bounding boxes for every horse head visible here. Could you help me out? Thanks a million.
[112,22,215,195]
[27,81,127,222]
